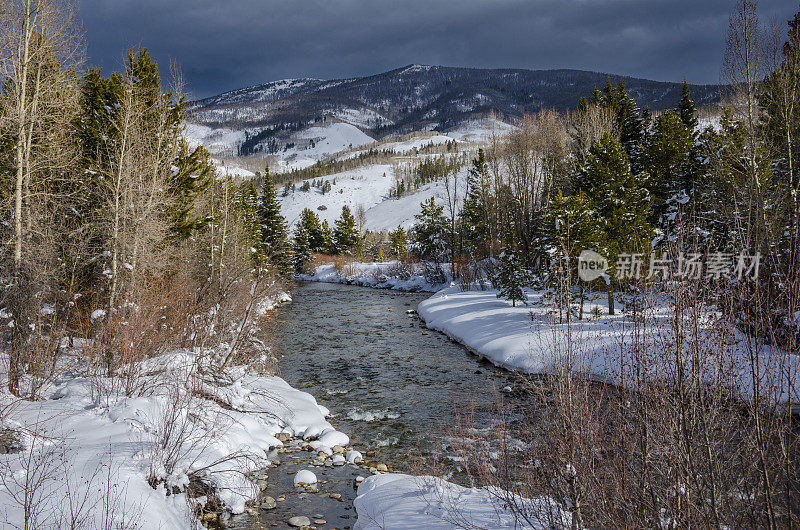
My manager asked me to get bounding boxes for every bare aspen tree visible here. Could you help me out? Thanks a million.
[0,0,82,395]
[722,0,770,250]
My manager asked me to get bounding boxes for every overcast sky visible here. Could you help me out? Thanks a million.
[77,0,797,99]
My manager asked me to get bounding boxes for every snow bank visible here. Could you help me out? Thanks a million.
[354,474,567,529]
[0,350,345,528]
[418,287,800,406]
[300,261,447,292]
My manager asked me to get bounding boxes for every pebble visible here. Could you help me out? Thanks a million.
[376,463,388,472]
[260,496,277,510]
[329,493,342,500]
[315,520,327,525]
[288,516,311,527]
[332,454,345,466]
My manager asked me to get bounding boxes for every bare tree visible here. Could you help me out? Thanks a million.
[0,0,83,395]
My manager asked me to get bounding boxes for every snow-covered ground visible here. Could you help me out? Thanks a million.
[281,122,375,170]
[353,474,567,529]
[300,261,449,292]
[418,286,800,406]
[280,161,469,232]
[444,118,517,144]
[0,345,348,528]
[184,123,246,157]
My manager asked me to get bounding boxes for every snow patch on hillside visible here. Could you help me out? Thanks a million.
[184,123,246,157]
[278,122,375,170]
[279,164,395,227]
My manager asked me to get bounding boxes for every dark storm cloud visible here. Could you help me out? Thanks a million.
[77,0,797,98]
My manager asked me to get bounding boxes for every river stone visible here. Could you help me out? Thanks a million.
[346,450,363,463]
[275,432,292,443]
[288,515,311,527]
[332,454,345,466]
[260,497,277,510]
[376,463,388,472]
[257,479,268,491]
[293,469,317,486]
[332,445,345,454]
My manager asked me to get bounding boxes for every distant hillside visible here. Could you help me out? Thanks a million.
[189,65,721,155]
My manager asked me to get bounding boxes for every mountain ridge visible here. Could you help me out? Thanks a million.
[188,64,721,155]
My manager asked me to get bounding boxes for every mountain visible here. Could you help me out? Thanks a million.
[188,65,721,156]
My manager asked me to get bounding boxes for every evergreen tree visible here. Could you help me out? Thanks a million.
[292,223,313,273]
[461,148,490,255]
[320,220,335,254]
[492,236,529,307]
[577,134,652,314]
[256,167,292,275]
[548,189,604,258]
[389,226,408,258]
[593,79,645,173]
[577,133,652,256]
[412,198,449,262]
[644,110,696,226]
[299,208,325,251]
[677,81,699,131]
[333,205,360,254]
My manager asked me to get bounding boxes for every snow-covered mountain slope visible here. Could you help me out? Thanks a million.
[278,162,468,233]
[279,122,375,170]
[189,65,721,139]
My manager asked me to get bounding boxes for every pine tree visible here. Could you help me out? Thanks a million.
[389,226,408,258]
[299,208,325,251]
[412,198,449,262]
[548,189,604,258]
[594,79,645,173]
[577,134,652,314]
[577,133,652,255]
[256,167,292,275]
[320,220,335,254]
[492,236,529,307]
[333,205,360,254]
[644,110,696,226]
[292,223,313,273]
[678,81,699,131]
[461,148,490,255]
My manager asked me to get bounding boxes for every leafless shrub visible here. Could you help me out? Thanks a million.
[435,274,799,529]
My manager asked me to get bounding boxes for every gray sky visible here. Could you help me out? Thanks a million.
[77,0,797,99]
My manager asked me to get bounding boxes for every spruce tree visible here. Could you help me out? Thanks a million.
[320,220,335,254]
[644,110,695,226]
[492,235,529,307]
[461,149,490,255]
[412,198,449,262]
[677,81,699,131]
[256,167,292,275]
[389,226,408,258]
[299,208,325,251]
[577,134,652,314]
[292,223,313,273]
[333,205,360,254]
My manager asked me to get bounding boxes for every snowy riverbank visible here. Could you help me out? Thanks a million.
[0,348,348,528]
[418,286,800,406]
[299,260,450,292]
[353,474,567,529]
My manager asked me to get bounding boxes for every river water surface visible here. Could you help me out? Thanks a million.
[272,281,520,473]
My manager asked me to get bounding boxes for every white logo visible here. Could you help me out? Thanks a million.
[578,250,608,282]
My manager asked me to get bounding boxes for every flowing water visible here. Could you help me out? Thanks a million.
[272,281,520,472]
[237,281,523,529]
